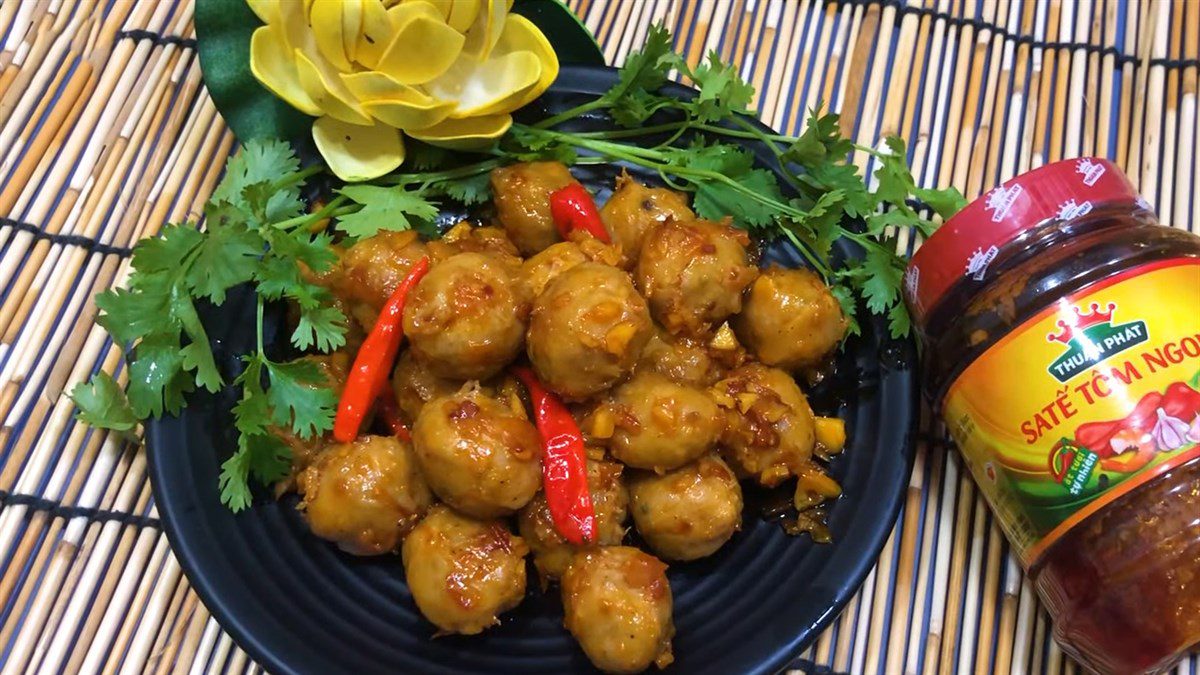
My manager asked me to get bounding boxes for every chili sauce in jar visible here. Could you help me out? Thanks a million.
[904,158,1200,674]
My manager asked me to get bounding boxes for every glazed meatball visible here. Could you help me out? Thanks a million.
[412,387,542,518]
[297,435,433,555]
[637,329,721,387]
[628,455,743,561]
[562,547,675,673]
[518,238,622,300]
[332,230,429,329]
[527,263,653,400]
[517,457,629,581]
[491,161,577,255]
[402,506,529,635]
[636,218,758,336]
[601,173,694,268]
[733,266,848,370]
[402,252,527,380]
[427,222,523,275]
[391,350,461,425]
[608,372,723,472]
[711,363,817,487]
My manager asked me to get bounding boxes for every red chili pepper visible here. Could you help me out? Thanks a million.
[549,183,610,243]
[333,257,430,443]
[1073,382,1200,458]
[513,366,596,545]
[376,390,411,442]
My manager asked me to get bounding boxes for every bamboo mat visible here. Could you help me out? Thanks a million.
[0,0,1196,673]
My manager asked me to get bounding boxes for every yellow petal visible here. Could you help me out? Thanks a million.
[340,70,431,101]
[460,0,505,60]
[309,0,352,70]
[444,0,480,32]
[341,71,456,129]
[342,0,364,61]
[492,14,559,109]
[294,49,373,125]
[425,50,540,118]
[406,113,512,150]
[406,0,452,19]
[313,116,405,181]
[376,3,464,84]
[250,25,322,115]
[356,0,392,67]
[247,0,281,24]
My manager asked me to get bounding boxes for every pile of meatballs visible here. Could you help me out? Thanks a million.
[280,162,849,673]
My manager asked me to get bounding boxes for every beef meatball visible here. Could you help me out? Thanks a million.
[608,372,723,472]
[636,218,758,336]
[600,173,694,268]
[402,252,527,380]
[402,506,529,635]
[427,222,523,275]
[733,266,847,370]
[331,230,428,329]
[628,455,742,560]
[491,161,577,255]
[297,435,433,555]
[517,457,629,582]
[391,350,461,425]
[518,238,622,300]
[637,329,721,387]
[412,387,542,518]
[527,262,652,400]
[562,547,674,673]
[710,363,817,486]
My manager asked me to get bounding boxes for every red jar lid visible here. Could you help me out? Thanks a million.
[904,158,1145,326]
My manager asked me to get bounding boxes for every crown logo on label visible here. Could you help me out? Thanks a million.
[984,184,1022,222]
[1046,302,1116,344]
[1075,158,1106,186]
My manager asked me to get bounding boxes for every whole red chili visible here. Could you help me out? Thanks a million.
[549,183,610,243]
[333,256,430,443]
[513,366,596,545]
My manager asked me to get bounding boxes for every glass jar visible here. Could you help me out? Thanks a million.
[904,158,1200,674]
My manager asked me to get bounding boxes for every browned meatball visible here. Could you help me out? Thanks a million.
[710,363,816,486]
[518,238,622,300]
[402,506,529,635]
[517,457,629,582]
[427,222,523,275]
[297,435,433,555]
[636,218,758,336]
[490,161,577,255]
[608,372,723,472]
[733,267,847,370]
[402,252,527,380]
[628,455,742,560]
[527,263,652,400]
[412,387,542,518]
[562,547,674,673]
[637,329,721,387]
[331,230,428,329]
[600,173,694,268]
[390,350,461,425]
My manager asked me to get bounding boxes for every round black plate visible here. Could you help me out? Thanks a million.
[147,67,917,675]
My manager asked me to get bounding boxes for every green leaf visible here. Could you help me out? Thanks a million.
[292,304,347,352]
[865,209,915,238]
[405,140,452,170]
[602,22,674,107]
[860,246,905,316]
[95,285,176,348]
[686,51,756,122]
[131,224,203,276]
[70,373,138,432]
[265,359,337,439]
[887,301,912,339]
[218,446,254,512]
[184,222,263,303]
[126,334,192,418]
[692,169,781,229]
[830,284,861,337]
[913,184,967,220]
[212,139,301,209]
[336,184,439,238]
[232,388,271,437]
[794,190,846,259]
[438,172,492,206]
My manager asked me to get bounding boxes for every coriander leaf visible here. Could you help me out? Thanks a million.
[405,140,452,170]
[913,184,967,220]
[438,172,491,206]
[265,359,336,440]
[687,51,755,122]
[217,432,291,512]
[212,139,301,211]
[794,190,846,258]
[887,301,912,339]
[218,447,253,512]
[184,222,262,304]
[254,254,300,300]
[801,162,873,218]
[336,184,439,239]
[293,304,347,352]
[860,246,905,315]
[505,125,578,163]
[865,208,915,237]
[784,107,853,165]
[70,373,138,432]
[692,169,781,229]
[95,285,175,347]
[232,388,271,437]
[610,88,665,127]
[126,334,191,418]
[830,283,861,337]
[131,224,202,276]
[270,230,338,276]
[172,292,224,392]
[602,22,673,107]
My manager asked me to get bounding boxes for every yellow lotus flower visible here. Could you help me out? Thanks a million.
[248,0,558,181]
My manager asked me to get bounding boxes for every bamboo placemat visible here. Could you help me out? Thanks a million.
[0,0,1196,673]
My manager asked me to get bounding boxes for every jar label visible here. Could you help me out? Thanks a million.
[943,259,1200,566]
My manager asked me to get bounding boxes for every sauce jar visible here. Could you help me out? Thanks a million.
[904,158,1200,674]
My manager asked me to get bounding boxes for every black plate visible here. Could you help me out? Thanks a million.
[146,66,917,675]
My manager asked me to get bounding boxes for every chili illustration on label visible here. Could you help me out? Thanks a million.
[943,259,1200,566]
